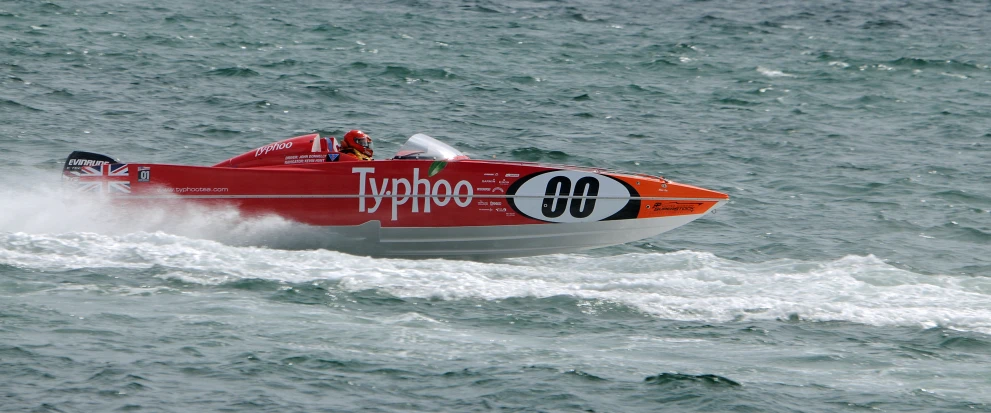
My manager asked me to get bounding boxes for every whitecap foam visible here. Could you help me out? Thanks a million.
[757,66,796,78]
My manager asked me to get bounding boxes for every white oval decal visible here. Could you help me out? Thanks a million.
[508,171,633,223]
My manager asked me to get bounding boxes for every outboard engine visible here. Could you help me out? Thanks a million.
[63,151,119,179]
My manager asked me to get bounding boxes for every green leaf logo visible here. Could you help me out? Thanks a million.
[428,160,446,177]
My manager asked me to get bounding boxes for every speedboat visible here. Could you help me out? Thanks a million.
[62,133,728,258]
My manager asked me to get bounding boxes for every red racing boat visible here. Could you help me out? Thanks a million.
[62,133,728,258]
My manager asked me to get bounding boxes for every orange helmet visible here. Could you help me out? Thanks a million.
[342,130,374,158]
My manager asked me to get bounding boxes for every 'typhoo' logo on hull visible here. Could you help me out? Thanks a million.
[506,170,640,223]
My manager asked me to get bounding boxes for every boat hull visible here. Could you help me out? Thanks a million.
[243,211,723,258]
[63,134,728,257]
[376,212,722,258]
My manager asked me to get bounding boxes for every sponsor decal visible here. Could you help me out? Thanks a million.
[67,159,111,167]
[353,167,474,221]
[506,170,640,223]
[652,201,704,213]
[255,141,293,157]
[505,173,520,178]
[158,187,230,194]
[427,161,446,177]
[327,153,340,162]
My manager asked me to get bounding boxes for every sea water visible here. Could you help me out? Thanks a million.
[1,0,990,411]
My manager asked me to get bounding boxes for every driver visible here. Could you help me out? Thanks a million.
[340,130,374,161]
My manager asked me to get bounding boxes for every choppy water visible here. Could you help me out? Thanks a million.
[2,0,990,411]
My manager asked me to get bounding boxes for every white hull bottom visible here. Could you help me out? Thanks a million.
[249,211,718,259]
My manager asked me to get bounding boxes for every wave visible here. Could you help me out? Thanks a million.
[861,19,908,30]
[307,23,348,35]
[207,67,260,77]
[509,147,570,162]
[380,65,458,81]
[645,373,741,388]
[0,98,42,112]
[887,57,988,72]
[260,59,300,68]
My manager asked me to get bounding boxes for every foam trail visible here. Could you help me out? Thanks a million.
[3,225,991,335]
[0,171,303,247]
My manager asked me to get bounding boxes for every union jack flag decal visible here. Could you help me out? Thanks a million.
[71,163,131,194]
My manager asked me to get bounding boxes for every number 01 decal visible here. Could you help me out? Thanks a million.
[507,171,640,223]
[137,166,151,182]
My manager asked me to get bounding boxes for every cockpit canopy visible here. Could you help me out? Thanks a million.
[392,134,468,161]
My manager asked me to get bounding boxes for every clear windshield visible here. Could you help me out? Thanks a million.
[392,133,468,160]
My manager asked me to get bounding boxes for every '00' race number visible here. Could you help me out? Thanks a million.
[506,171,639,223]
[541,175,598,219]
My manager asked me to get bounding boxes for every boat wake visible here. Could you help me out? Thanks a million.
[0,177,344,250]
